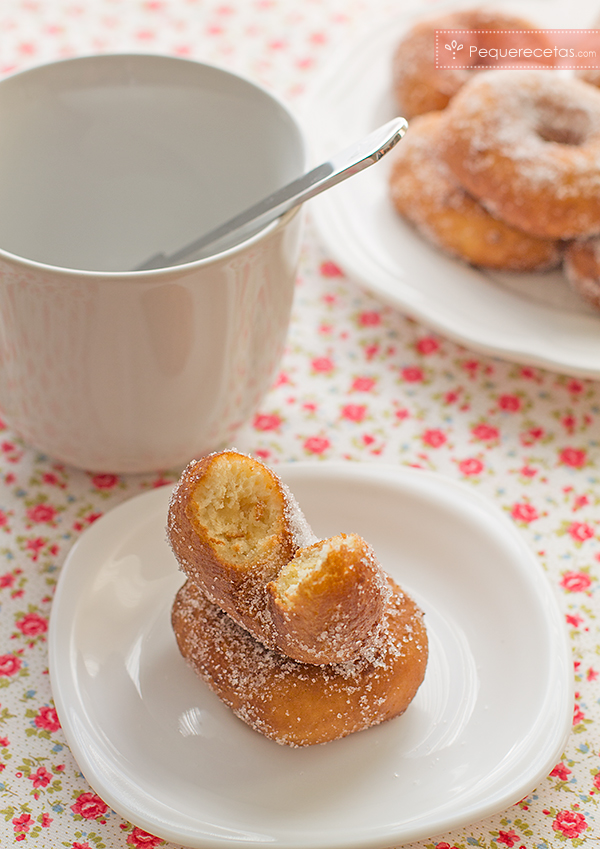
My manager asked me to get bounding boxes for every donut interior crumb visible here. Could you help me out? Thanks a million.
[189,453,285,566]
[273,537,338,602]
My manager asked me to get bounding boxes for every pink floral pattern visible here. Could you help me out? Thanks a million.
[0,0,598,847]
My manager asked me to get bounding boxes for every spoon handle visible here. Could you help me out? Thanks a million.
[135,117,407,270]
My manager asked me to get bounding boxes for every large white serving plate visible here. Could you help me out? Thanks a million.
[304,0,600,378]
[49,462,572,849]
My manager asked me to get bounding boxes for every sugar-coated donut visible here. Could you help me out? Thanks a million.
[564,237,600,310]
[389,111,562,271]
[266,533,390,664]
[167,450,317,652]
[392,9,553,120]
[171,575,428,747]
[168,450,429,745]
[438,70,600,239]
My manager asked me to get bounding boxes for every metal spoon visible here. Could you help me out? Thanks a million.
[134,116,407,271]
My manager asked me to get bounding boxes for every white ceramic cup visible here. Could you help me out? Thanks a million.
[0,54,306,473]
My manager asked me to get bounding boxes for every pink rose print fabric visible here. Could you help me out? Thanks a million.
[0,1,598,848]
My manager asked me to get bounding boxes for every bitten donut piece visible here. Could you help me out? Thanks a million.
[564,237,600,310]
[266,533,390,665]
[392,9,553,119]
[167,450,316,649]
[438,70,600,239]
[389,111,562,271]
[172,576,428,747]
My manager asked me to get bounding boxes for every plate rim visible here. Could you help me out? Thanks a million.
[48,462,573,849]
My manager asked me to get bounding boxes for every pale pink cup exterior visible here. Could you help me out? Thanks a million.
[0,214,301,472]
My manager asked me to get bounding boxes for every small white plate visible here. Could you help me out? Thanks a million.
[49,463,572,849]
[304,0,600,378]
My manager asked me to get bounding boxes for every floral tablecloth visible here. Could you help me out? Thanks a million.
[0,0,598,847]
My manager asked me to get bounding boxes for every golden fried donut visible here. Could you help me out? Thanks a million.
[171,575,428,747]
[438,70,600,239]
[266,533,390,664]
[564,237,600,310]
[392,9,553,120]
[167,450,317,651]
[389,111,562,271]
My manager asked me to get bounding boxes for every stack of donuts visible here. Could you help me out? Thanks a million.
[167,450,428,747]
[389,8,600,309]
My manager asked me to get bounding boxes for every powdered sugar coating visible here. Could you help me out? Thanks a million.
[439,70,600,238]
[171,575,428,747]
[278,479,318,549]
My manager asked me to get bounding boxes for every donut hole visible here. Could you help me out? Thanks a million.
[535,104,592,146]
[190,454,285,566]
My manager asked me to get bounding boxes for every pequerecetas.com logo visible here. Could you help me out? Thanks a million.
[435,29,600,69]
[444,39,464,60]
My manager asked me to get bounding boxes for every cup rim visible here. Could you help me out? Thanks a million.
[0,205,302,279]
[0,52,307,278]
